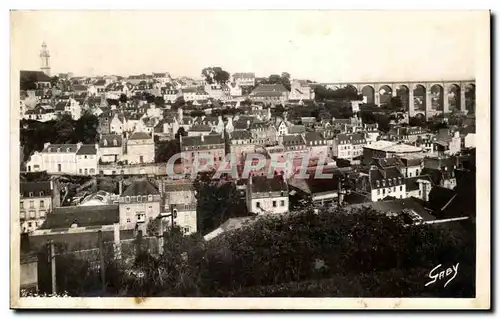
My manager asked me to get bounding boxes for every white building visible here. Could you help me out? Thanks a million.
[20,181,60,233]
[75,144,99,175]
[126,132,155,164]
[246,176,289,215]
[118,179,162,234]
[332,132,367,160]
[288,79,315,101]
[161,180,198,235]
[232,72,255,87]
[99,134,124,163]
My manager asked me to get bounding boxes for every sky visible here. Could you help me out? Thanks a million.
[11,10,484,82]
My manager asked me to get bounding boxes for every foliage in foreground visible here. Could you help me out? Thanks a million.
[48,207,475,297]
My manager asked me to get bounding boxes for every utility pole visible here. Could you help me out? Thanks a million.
[98,231,106,293]
[48,240,56,295]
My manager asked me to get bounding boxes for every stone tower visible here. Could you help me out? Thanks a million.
[40,42,51,77]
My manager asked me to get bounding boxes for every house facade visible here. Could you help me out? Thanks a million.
[20,181,60,233]
[126,132,155,164]
[118,179,162,234]
[246,176,289,214]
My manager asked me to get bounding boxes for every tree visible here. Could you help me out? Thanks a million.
[194,173,248,235]
[173,96,186,109]
[175,127,188,140]
[202,67,230,85]
[50,76,59,87]
[155,139,180,163]
[119,94,128,104]
[20,73,38,91]
[314,85,362,101]
[73,114,99,144]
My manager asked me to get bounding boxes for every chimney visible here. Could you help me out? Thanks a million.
[118,179,123,195]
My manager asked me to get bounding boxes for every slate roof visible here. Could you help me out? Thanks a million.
[345,197,435,222]
[405,175,433,192]
[162,181,195,192]
[42,144,79,153]
[181,135,224,147]
[76,144,97,155]
[369,166,404,189]
[40,205,119,229]
[233,72,255,78]
[337,133,366,145]
[128,132,152,140]
[250,176,288,194]
[189,124,212,132]
[283,135,305,146]
[288,125,306,135]
[230,130,253,140]
[121,179,160,197]
[20,181,52,198]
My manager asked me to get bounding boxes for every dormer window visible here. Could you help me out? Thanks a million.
[113,139,118,146]
[57,148,61,153]
[29,192,33,197]
[137,196,142,202]
[125,196,130,203]
[148,195,153,201]
[66,148,70,152]
[39,191,44,196]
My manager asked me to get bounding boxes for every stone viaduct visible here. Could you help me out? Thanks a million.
[315,80,476,119]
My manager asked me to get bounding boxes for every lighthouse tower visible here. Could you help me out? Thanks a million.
[40,42,51,77]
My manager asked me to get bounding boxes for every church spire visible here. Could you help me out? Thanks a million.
[40,42,51,77]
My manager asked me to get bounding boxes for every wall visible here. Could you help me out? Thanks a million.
[249,196,288,214]
[126,140,155,164]
[20,261,38,290]
[119,201,161,230]
[370,185,406,202]
[76,154,98,175]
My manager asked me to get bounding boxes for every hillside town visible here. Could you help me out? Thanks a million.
[18,42,477,298]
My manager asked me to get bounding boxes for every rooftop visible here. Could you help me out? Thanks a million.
[121,179,160,197]
[41,204,119,229]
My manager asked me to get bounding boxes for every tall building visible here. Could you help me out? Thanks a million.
[40,42,51,77]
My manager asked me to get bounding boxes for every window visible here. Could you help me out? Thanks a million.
[29,210,36,219]
[90,168,95,174]
[400,186,403,192]
[148,195,153,201]
[125,196,131,203]
[29,192,33,197]
[256,201,260,208]
[39,191,44,196]
[58,164,62,172]
[29,200,34,209]
[136,212,146,223]
[40,210,46,217]
[273,201,277,208]
[382,189,386,195]
[79,169,82,174]
[137,196,142,202]
[40,200,44,208]
[280,200,285,207]
[28,222,32,228]
[20,211,25,219]
[20,202,23,209]
[126,218,131,223]
[377,189,380,195]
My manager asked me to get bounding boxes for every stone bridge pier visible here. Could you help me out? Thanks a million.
[320,79,475,120]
